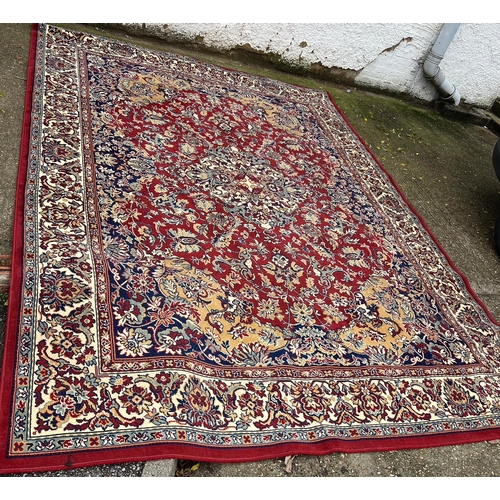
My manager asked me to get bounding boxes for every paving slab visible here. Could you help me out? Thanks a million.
[0,24,30,257]
[142,460,178,477]
[1,23,500,477]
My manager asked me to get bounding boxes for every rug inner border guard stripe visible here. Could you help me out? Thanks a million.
[2,24,500,473]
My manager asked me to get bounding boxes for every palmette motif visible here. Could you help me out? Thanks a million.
[9,24,500,457]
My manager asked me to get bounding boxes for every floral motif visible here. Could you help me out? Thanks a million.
[116,328,153,357]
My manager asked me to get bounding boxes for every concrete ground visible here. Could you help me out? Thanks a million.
[1,23,500,477]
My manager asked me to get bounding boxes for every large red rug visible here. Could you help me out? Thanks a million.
[2,24,500,473]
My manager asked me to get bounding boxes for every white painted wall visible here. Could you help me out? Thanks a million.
[439,24,500,109]
[120,23,500,108]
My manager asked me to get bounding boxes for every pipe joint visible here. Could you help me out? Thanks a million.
[423,24,461,106]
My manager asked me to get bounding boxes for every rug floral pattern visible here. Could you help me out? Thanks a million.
[6,25,500,459]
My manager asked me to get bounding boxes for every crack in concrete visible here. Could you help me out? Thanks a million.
[381,36,414,54]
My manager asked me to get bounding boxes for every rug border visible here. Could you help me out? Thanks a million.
[1,24,500,474]
[0,23,40,475]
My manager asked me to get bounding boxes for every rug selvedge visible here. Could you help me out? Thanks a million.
[6,24,500,459]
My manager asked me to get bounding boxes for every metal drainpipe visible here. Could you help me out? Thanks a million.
[423,23,461,106]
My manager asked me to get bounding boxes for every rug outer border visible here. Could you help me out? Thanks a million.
[1,24,500,474]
